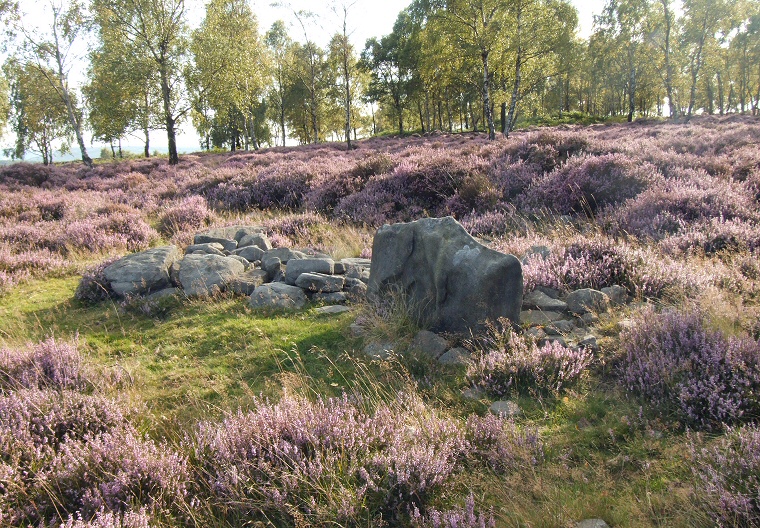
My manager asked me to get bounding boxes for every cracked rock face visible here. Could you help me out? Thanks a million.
[103,245,180,297]
[367,216,523,334]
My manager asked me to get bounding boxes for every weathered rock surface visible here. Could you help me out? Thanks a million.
[523,290,568,311]
[185,243,225,256]
[249,282,307,310]
[567,288,610,315]
[228,269,269,295]
[368,217,522,333]
[179,254,245,297]
[521,310,565,326]
[601,285,628,306]
[438,347,470,365]
[363,342,395,360]
[285,258,334,285]
[103,245,180,297]
[489,400,521,418]
[312,292,348,304]
[295,272,345,293]
[576,520,610,528]
[263,247,304,265]
[315,305,351,315]
[410,330,449,359]
[239,233,272,251]
[233,245,265,263]
[193,232,238,252]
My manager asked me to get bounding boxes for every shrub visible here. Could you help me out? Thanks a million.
[467,326,592,397]
[619,307,760,430]
[60,508,153,528]
[690,425,760,526]
[0,337,90,392]
[76,257,118,304]
[40,426,189,521]
[411,494,495,528]
[0,162,55,187]
[523,153,658,215]
[157,196,213,239]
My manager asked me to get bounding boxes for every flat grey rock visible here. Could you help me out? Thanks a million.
[262,247,305,264]
[438,347,470,365]
[104,245,180,297]
[239,233,272,251]
[410,330,449,359]
[312,292,348,304]
[489,400,521,418]
[233,245,265,263]
[601,285,628,306]
[249,282,307,310]
[295,272,345,293]
[228,269,269,295]
[576,520,610,528]
[567,288,610,315]
[285,258,334,285]
[145,287,180,302]
[315,305,351,315]
[178,254,245,297]
[364,342,395,360]
[521,310,566,326]
[523,290,568,311]
[184,243,225,256]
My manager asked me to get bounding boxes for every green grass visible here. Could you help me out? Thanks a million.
[0,273,708,527]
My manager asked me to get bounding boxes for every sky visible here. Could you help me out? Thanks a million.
[3,0,606,158]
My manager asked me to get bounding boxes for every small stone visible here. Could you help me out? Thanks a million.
[315,305,351,315]
[145,287,180,301]
[285,258,335,285]
[566,288,610,315]
[249,282,307,310]
[312,292,348,304]
[462,387,485,400]
[489,400,521,418]
[521,310,565,326]
[227,254,251,270]
[233,245,265,263]
[581,312,599,325]
[410,330,450,360]
[228,269,269,296]
[262,247,305,264]
[578,335,599,352]
[523,290,568,311]
[364,342,395,360]
[438,347,470,365]
[536,286,561,299]
[546,320,575,335]
[575,520,610,528]
[526,327,547,340]
[333,262,347,274]
[349,323,365,337]
[539,336,567,347]
[192,234,237,252]
[184,243,225,256]
[238,233,272,251]
[295,272,344,293]
[601,285,629,306]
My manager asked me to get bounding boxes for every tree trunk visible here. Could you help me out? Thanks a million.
[159,62,179,165]
[717,71,724,115]
[661,0,677,118]
[505,46,523,136]
[481,50,495,140]
[687,15,709,116]
[501,102,507,134]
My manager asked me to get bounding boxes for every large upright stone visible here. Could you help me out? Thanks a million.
[368,217,522,333]
[178,254,245,297]
[103,245,180,297]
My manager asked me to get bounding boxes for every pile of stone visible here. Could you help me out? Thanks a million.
[100,225,370,311]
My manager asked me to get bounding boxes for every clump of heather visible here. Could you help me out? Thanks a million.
[464,414,543,471]
[411,494,495,528]
[59,508,152,528]
[38,426,189,521]
[157,196,214,240]
[264,211,327,246]
[0,337,89,392]
[690,425,760,526]
[467,326,592,397]
[619,307,760,430]
[76,257,119,304]
[192,391,540,525]
[522,153,658,215]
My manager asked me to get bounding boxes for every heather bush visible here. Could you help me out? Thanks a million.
[193,391,541,525]
[59,509,153,528]
[0,337,90,392]
[410,494,495,528]
[467,325,592,397]
[464,414,543,472]
[460,206,526,237]
[249,160,314,210]
[39,426,189,521]
[523,153,658,215]
[76,257,119,304]
[611,170,759,240]
[157,196,214,239]
[690,425,760,526]
[619,307,760,430]
[0,162,55,187]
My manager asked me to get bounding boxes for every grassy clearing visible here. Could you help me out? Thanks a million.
[0,271,712,526]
